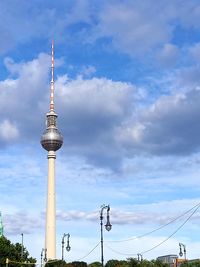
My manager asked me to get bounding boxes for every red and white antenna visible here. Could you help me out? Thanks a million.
[50,40,55,111]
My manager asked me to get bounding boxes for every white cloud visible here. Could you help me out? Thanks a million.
[80,65,96,77]
[0,120,19,142]
[57,75,134,117]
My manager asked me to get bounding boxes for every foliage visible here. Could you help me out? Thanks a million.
[71,261,88,267]
[0,236,36,267]
[105,259,129,267]
[151,259,168,267]
[127,258,139,267]
[88,262,102,267]
[45,259,66,267]
[181,260,200,267]
[104,258,168,267]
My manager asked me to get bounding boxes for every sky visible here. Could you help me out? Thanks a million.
[1,0,200,264]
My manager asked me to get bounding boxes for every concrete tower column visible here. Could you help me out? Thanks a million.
[45,151,56,259]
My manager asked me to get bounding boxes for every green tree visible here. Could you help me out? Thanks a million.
[127,258,139,267]
[88,262,102,267]
[71,261,87,267]
[105,259,130,267]
[151,259,168,267]
[45,259,67,267]
[0,236,36,267]
[181,261,200,267]
[126,258,169,267]
[105,259,121,267]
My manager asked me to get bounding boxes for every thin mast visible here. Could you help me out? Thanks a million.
[50,40,55,111]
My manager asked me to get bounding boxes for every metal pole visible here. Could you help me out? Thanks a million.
[62,234,65,261]
[100,204,112,267]
[21,233,24,261]
[40,251,43,267]
[41,249,45,267]
[183,245,186,261]
[100,210,104,267]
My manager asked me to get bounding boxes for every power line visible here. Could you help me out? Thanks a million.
[105,243,138,257]
[104,203,200,256]
[76,242,100,261]
[141,203,200,255]
[105,201,200,243]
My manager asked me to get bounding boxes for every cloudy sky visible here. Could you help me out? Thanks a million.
[1,0,200,264]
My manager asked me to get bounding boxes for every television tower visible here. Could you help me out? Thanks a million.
[41,41,63,260]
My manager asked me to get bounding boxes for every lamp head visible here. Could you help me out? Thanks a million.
[105,221,112,231]
[66,245,71,252]
[105,205,112,231]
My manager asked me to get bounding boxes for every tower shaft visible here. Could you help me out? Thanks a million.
[45,151,56,259]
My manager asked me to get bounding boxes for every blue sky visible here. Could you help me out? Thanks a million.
[1,0,200,264]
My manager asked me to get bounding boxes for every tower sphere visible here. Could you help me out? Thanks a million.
[41,111,63,151]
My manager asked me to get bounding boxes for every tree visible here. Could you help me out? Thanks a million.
[0,236,36,267]
[105,259,130,267]
[105,259,121,267]
[127,258,139,267]
[45,259,66,267]
[181,261,200,267]
[151,260,168,267]
[88,262,102,267]
[71,261,87,267]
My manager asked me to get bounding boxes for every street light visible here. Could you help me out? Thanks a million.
[179,243,186,260]
[137,254,143,262]
[100,204,112,267]
[62,233,71,261]
[40,248,46,267]
[21,233,24,260]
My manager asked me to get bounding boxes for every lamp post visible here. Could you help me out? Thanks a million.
[137,254,143,262]
[179,243,186,260]
[40,248,46,267]
[21,233,24,260]
[61,233,71,261]
[100,204,112,267]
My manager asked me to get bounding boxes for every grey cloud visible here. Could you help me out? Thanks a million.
[189,43,200,62]
[0,0,200,59]
[0,53,50,146]
[4,212,43,235]
[56,208,200,226]
[84,0,200,59]
[89,1,173,55]
[2,53,200,169]
[0,0,93,54]
[55,75,136,168]
[176,67,200,89]
[121,88,200,156]
[156,44,179,68]
[0,54,136,168]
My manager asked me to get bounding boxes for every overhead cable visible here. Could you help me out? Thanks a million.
[141,202,200,255]
[104,202,200,256]
[105,201,200,243]
[76,242,100,261]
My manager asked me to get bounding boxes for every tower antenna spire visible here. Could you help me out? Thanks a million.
[50,40,55,111]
